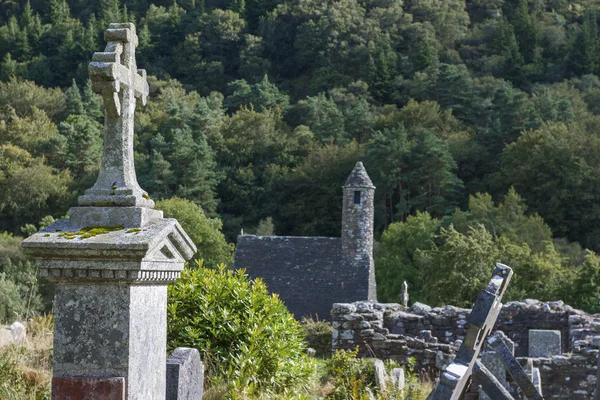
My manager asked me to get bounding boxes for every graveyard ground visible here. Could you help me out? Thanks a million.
[0,315,433,400]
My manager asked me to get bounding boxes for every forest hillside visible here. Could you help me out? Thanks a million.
[2,0,600,315]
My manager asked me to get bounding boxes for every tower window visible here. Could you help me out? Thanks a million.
[354,191,361,205]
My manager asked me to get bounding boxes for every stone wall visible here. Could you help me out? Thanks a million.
[332,300,600,399]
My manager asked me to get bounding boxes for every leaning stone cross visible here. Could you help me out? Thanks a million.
[22,23,197,400]
[427,264,544,400]
[80,22,151,208]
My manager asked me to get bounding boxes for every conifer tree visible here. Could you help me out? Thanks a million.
[100,0,120,24]
[512,0,539,64]
[49,0,70,24]
[82,80,103,120]
[569,9,599,76]
[0,53,17,81]
[64,79,83,117]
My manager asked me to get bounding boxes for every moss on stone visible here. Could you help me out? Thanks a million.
[44,233,50,237]
[142,193,150,200]
[127,228,141,233]
[112,185,119,190]
[58,226,124,240]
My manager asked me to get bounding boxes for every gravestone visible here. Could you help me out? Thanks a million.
[392,367,405,392]
[374,359,388,390]
[9,321,26,344]
[479,352,507,400]
[528,330,561,357]
[166,348,203,400]
[400,281,409,308]
[22,23,196,400]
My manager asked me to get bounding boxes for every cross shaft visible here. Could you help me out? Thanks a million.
[79,23,152,208]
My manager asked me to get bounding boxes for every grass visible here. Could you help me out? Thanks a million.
[0,314,53,400]
[0,315,434,400]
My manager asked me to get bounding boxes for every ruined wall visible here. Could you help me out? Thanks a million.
[332,300,600,399]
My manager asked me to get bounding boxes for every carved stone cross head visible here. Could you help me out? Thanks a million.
[79,23,153,208]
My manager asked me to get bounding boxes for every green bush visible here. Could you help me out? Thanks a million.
[301,317,333,357]
[167,262,315,396]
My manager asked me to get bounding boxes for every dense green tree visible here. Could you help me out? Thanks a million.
[287,93,346,144]
[55,114,103,185]
[1,0,600,313]
[417,223,565,306]
[216,106,310,238]
[406,0,470,46]
[0,145,71,231]
[281,142,363,236]
[569,9,598,76]
[156,197,234,266]
[224,75,289,111]
[501,121,600,250]
[512,0,539,64]
[376,211,439,303]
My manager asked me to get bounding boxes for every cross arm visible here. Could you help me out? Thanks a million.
[487,333,544,400]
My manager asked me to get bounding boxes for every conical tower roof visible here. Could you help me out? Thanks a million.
[344,161,375,188]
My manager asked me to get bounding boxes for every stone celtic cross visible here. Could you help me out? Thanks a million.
[79,22,152,208]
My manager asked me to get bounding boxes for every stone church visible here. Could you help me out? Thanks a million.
[233,162,377,320]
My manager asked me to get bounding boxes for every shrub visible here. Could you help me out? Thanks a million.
[167,262,315,396]
[301,317,333,357]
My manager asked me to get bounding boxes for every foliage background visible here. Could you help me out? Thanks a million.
[2,0,600,316]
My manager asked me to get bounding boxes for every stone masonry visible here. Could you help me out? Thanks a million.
[22,23,197,400]
[332,299,600,399]
[234,161,376,320]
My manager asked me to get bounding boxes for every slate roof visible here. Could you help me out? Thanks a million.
[234,235,357,320]
[344,161,375,188]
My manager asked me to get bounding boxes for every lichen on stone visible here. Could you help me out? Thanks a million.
[58,226,124,240]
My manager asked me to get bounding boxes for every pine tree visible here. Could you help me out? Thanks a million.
[82,80,103,120]
[49,0,70,25]
[0,53,17,81]
[569,9,599,76]
[512,0,539,64]
[20,1,34,28]
[503,26,525,85]
[64,79,84,117]
[435,63,475,124]
[14,27,31,61]
[100,0,120,25]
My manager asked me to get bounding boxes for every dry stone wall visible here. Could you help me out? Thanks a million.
[332,300,600,399]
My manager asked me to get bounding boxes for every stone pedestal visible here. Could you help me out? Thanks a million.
[22,218,196,399]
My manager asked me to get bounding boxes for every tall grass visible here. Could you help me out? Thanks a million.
[0,314,53,400]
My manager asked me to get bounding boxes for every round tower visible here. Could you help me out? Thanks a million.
[342,161,376,300]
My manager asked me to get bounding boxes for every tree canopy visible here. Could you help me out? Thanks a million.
[2,0,600,311]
